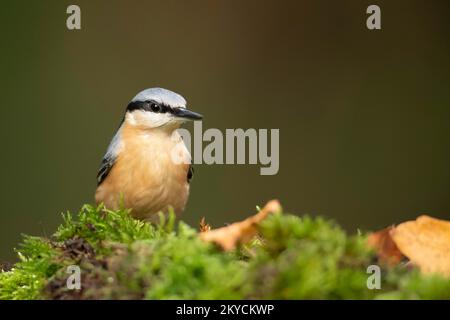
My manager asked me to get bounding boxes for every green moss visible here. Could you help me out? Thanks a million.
[1,204,449,300]
[0,236,61,299]
[54,205,159,253]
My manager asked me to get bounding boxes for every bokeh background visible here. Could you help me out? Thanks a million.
[1,0,449,261]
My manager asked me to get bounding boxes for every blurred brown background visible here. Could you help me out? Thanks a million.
[0,0,449,260]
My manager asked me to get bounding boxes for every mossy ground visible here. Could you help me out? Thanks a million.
[1,205,449,300]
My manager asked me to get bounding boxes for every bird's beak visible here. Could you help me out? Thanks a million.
[173,107,203,121]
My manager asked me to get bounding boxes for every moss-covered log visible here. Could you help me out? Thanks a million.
[1,205,449,300]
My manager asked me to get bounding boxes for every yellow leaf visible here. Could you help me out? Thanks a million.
[391,215,450,277]
[199,200,281,251]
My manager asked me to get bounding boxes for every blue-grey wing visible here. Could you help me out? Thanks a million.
[97,128,122,186]
[97,154,116,185]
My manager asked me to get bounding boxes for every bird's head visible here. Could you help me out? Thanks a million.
[124,88,202,130]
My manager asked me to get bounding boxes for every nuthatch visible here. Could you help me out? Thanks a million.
[95,88,202,221]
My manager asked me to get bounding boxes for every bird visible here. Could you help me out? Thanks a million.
[95,88,202,222]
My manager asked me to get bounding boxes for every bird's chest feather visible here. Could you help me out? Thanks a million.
[124,131,188,184]
[109,127,191,217]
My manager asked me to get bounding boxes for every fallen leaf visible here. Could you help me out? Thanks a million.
[390,215,450,277]
[367,226,404,265]
[199,200,281,251]
[199,217,211,233]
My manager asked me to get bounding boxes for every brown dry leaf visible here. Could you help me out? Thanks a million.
[367,226,404,265]
[199,217,211,233]
[390,215,450,277]
[199,199,282,251]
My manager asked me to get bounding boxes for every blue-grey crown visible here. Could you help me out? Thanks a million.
[131,88,186,108]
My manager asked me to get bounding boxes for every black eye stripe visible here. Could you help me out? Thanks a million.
[126,100,175,114]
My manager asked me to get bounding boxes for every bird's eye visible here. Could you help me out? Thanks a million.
[149,103,161,112]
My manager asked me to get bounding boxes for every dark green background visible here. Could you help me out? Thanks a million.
[1,1,449,260]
